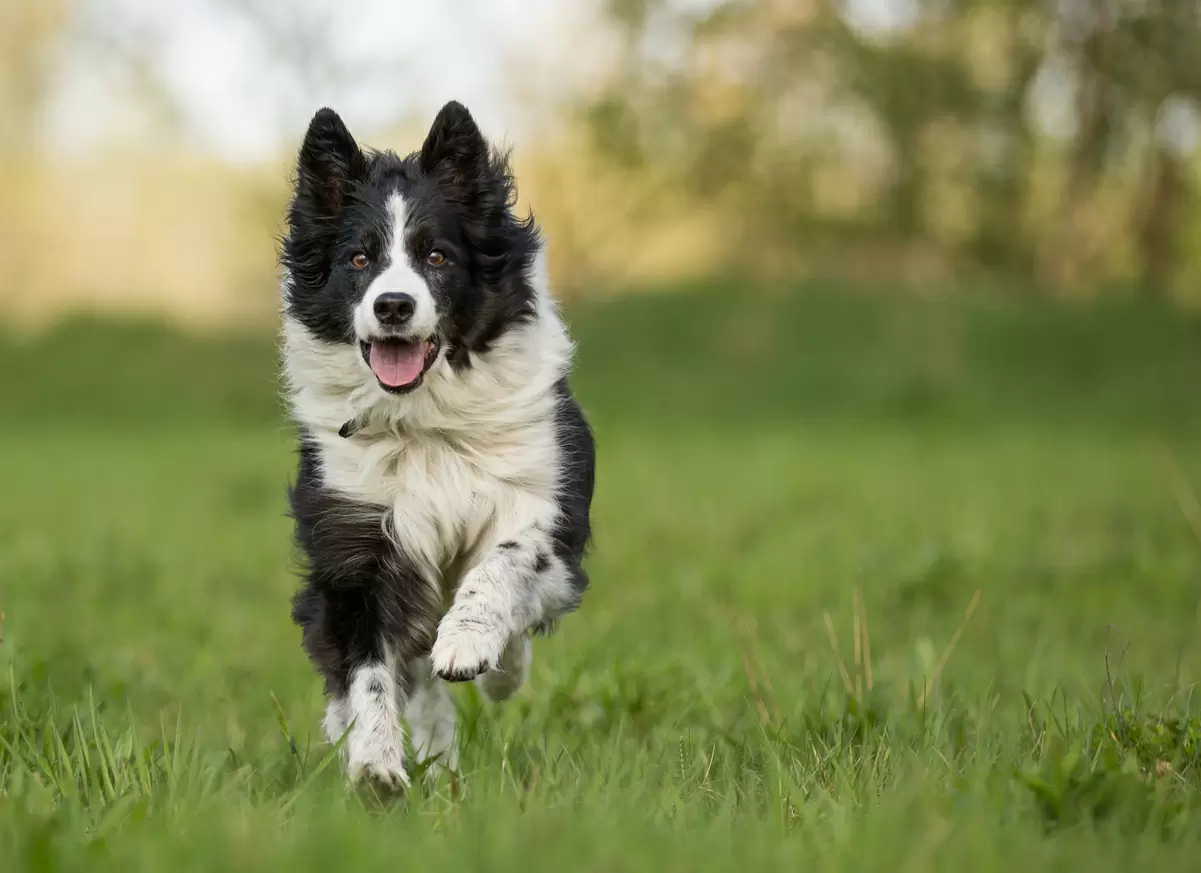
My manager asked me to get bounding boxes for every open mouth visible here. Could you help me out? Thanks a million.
[360,336,441,393]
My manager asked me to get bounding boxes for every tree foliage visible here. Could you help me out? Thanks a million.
[587,0,1201,292]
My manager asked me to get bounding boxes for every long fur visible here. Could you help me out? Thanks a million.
[280,102,595,787]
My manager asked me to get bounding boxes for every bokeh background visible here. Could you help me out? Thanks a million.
[4,0,1201,324]
[4,1,1201,868]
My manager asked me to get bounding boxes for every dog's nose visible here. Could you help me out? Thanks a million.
[373,293,416,327]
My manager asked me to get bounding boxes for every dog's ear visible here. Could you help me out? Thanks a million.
[295,108,366,215]
[286,109,366,289]
[419,101,488,184]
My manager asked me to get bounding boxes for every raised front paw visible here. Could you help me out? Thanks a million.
[430,613,506,682]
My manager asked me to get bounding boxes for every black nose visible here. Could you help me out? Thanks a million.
[373,293,416,326]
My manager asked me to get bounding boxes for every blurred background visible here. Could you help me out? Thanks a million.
[4,0,1201,326]
[3,4,1201,858]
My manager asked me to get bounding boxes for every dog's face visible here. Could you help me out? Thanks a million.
[282,102,539,395]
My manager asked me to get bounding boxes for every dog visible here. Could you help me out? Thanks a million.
[279,101,595,789]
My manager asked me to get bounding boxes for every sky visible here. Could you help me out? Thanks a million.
[46,0,612,161]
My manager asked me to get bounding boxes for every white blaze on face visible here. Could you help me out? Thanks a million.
[353,194,438,341]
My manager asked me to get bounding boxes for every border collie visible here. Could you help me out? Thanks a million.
[279,101,595,789]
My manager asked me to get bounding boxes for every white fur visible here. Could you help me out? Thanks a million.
[353,195,439,341]
[322,695,349,743]
[430,534,574,678]
[340,657,409,790]
[404,658,458,775]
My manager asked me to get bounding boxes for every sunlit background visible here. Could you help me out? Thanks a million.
[5,0,1201,325]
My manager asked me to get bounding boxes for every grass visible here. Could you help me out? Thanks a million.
[2,281,1201,869]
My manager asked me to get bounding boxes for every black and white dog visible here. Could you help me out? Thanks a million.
[280,101,595,789]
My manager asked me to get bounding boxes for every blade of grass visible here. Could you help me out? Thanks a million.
[917,589,982,710]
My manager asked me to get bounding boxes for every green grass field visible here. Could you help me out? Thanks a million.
[3,283,1201,870]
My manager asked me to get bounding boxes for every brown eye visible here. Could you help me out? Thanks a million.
[427,249,446,267]
[350,252,369,269]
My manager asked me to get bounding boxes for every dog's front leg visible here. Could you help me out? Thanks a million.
[291,484,441,791]
[332,650,408,790]
[298,590,414,791]
[430,528,578,683]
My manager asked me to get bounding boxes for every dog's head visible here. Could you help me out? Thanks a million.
[282,101,540,396]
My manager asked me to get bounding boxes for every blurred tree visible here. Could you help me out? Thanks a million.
[0,0,73,153]
[586,0,1201,294]
[0,1,73,311]
[1054,0,1201,290]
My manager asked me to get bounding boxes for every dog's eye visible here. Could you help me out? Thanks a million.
[427,250,446,267]
[350,253,370,269]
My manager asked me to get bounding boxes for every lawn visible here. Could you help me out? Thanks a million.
[2,283,1201,870]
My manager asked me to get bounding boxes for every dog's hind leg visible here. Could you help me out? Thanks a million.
[403,657,458,776]
[475,635,531,702]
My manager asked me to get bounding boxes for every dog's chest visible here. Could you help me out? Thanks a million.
[318,425,555,577]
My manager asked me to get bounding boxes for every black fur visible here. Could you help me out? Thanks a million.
[550,380,596,596]
[288,440,440,696]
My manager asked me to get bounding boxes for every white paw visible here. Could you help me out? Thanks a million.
[430,614,506,682]
[346,720,409,792]
[346,744,410,793]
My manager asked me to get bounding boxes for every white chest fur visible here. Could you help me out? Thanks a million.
[282,287,574,584]
[312,414,560,580]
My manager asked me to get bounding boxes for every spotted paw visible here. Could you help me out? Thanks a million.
[430,616,506,682]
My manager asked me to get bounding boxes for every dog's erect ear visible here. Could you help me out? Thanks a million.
[419,101,488,183]
[295,108,366,215]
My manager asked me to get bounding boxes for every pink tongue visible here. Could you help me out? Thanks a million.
[369,341,427,387]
